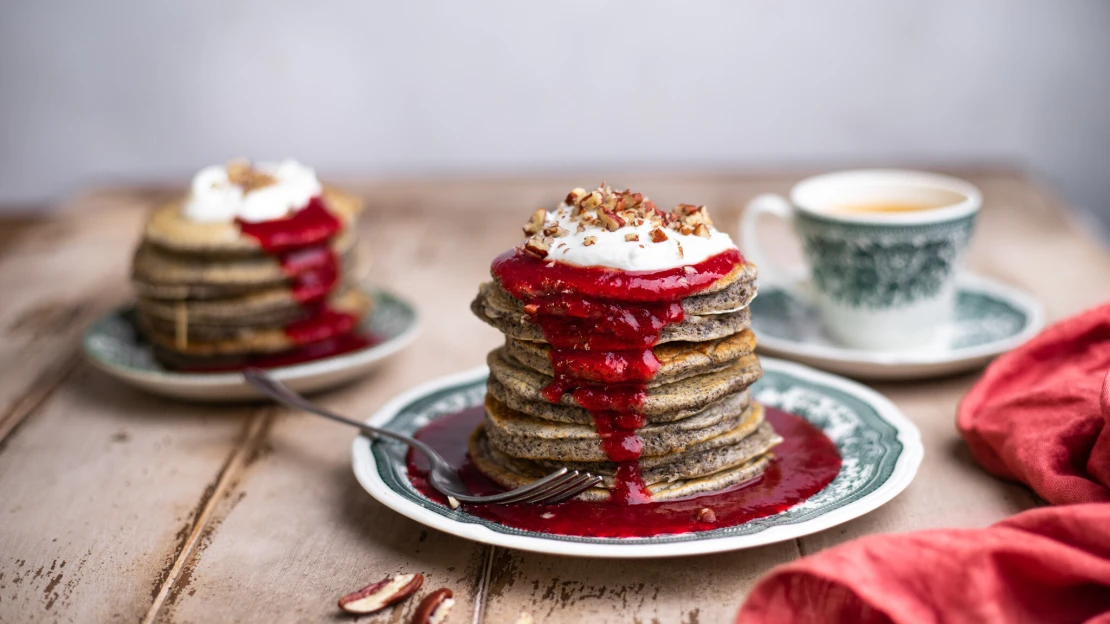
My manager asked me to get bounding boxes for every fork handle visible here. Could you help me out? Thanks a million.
[243,368,439,458]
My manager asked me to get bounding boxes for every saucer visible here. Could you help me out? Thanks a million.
[351,359,922,558]
[83,287,420,401]
[749,274,1044,380]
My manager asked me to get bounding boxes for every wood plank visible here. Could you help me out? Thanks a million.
[0,365,254,622]
[0,192,151,442]
[0,217,45,263]
[481,547,796,623]
[142,410,272,624]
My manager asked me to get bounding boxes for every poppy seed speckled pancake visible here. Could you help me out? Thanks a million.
[131,230,361,300]
[527,411,783,480]
[493,415,782,487]
[137,287,368,342]
[141,187,362,255]
[472,289,752,346]
[136,272,361,327]
[486,374,748,427]
[483,393,757,462]
[504,329,757,387]
[468,420,778,502]
[487,347,763,419]
[480,261,757,318]
[138,288,372,357]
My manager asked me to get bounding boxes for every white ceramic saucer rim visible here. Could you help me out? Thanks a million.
[350,359,923,559]
[754,274,1045,367]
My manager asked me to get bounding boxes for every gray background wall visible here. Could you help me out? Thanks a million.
[2,1,1108,229]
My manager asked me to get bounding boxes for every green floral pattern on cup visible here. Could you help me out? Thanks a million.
[795,213,976,309]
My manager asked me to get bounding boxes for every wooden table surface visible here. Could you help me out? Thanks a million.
[2,170,1108,624]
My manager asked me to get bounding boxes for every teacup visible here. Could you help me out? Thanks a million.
[741,169,981,351]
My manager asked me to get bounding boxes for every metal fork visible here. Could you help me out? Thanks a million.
[243,368,601,505]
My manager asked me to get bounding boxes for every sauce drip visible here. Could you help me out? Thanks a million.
[279,244,340,304]
[491,248,743,504]
[406,405,843,537]
[236,196,341,252]
[208,194,371,368]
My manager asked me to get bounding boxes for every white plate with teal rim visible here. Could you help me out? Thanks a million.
[751,274,1044,380]
[83,287,420,401]
[351,358,922,558]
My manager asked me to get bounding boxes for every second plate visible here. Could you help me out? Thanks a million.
[749,274,1044,380]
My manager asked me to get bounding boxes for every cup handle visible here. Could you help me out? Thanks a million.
[740,193,798,286]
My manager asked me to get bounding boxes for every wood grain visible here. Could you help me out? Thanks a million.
[0,192,147,443]
[0,366,255,622]
[1,169,1105,623]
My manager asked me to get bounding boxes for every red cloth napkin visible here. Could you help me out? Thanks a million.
[737,302,1110,624]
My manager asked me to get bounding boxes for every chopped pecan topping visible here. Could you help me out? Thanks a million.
[544,224,569,238]
[519,184,724,256]
[226,159,277,193]
[524,234,551,258]
[565,188,587,205]
[523,209,546,235]
[669,203,714,233]
[598,209,625,232]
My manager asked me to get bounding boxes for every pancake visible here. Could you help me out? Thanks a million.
[487,347,763,419]
[131,230,362,300]
[529,413,783,479]
[469,420,779,502]
[483,392,756,462]
[492,419,782,486]
[137,287,370,343]
[136,271,361,328]
[481,261,757,318]
[504,329,757,387]
[141,187,362,255]
[139,288,372,357]
[472,288,752,346]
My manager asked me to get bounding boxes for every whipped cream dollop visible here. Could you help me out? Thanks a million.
[182,159,323,223]
[521,185,738,271]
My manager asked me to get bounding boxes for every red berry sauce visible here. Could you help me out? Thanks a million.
[490,247,743,504]
[406,405,842,538]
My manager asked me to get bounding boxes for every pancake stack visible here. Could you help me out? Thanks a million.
[130,160,371,369]
[469,186,782,502]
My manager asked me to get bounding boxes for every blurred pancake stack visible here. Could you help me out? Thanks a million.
[469,185,781,503]
[131,160,372,371]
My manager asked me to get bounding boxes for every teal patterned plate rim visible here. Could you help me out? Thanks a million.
[752,274,1044,372]
[351,358,923,558]
[82,287,420,389]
